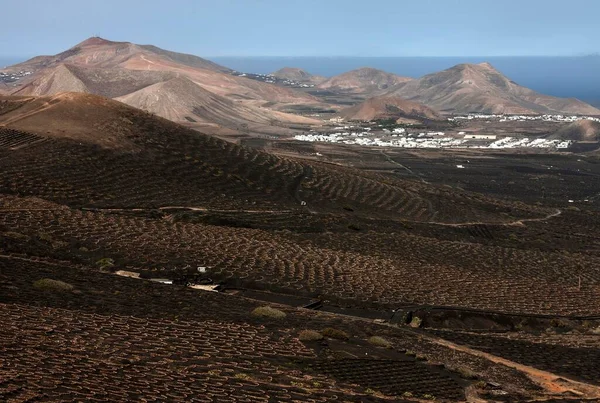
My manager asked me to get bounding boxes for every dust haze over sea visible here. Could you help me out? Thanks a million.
[211,56,600,108]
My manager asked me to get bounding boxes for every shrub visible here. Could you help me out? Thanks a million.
[37,232,53,242]
[322,328,349,340]
[456,367,478,380]
[299,330,324,341]
[367,336,392,348]
[474,380,487,389]
[409,316,422,328]
[33,278,74,292]
[95,258,115,269]
[251,306,286,319]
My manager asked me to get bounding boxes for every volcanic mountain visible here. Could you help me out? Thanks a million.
[317,67,413,96]
[1,37,321,130]
[339,95,442,122]
[386,62,600,115]
[271,67,326,84]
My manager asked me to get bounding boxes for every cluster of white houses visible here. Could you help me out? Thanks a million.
[230,71,315,88]
[0,70,32,83]
[295,130,573,150]
[449,114,600,123]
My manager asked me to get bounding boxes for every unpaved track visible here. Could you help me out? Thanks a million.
[432,336,600,399]
[419,209,562,228]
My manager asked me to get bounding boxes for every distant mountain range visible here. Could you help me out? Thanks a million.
[1,38,598,133]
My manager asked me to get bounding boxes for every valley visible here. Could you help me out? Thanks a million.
[2,37,600,403]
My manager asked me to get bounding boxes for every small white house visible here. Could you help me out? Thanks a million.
[463,134,497,140]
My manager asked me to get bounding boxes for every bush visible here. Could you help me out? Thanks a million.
[33,278,74,292]
[409,316,422,328]
[456,367,478,380]
[298,330,324,341]
[322,328,350,340]
[96,258,115,269]
[37,232,53,242]
[250,306,286,319]
[367,336,392,348]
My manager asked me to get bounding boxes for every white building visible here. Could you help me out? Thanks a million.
[464,134,497,140]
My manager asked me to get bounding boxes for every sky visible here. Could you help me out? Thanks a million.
[1,0,599,58]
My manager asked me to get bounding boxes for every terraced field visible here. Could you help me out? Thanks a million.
[3,93,600,401]
[2,194,600,316]
[0,94,546,224]
[0,257,470,402]
[0,127,45,149]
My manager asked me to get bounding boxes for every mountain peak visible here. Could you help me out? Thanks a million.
[75,37,120,48]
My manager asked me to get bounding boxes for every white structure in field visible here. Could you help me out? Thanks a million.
[464,134,497,140]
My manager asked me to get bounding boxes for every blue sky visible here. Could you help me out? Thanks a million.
[1,0,598,58]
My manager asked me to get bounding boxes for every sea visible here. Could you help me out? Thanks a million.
[210,56,600,108]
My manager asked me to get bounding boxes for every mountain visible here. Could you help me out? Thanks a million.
[115,76,317,128]
[550,119,600,141]
[1,37,320,130]
[317,67,413,96]
[386,62,600,115]
[271,67,326,84]
[339,95,442,122]
[6,37,228,74]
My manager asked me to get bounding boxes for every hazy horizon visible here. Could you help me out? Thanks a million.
[1,0,598,58]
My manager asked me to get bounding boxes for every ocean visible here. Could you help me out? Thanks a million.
[0,58,25,68]
[210,56,600,108]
